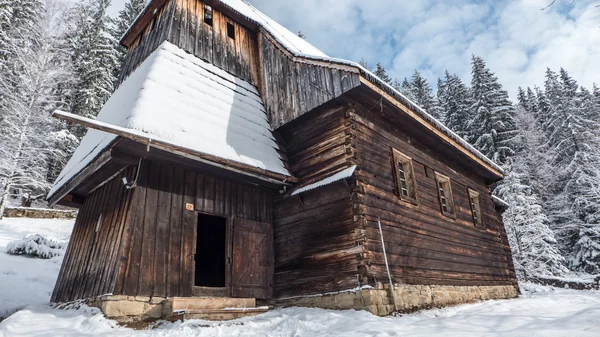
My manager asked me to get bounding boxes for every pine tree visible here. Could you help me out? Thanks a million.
[495,168,568,279]
[400,70,444,120]
[64,0,118,138]
[0,0,76,217]
[439,71,472,138]
[374,62,392,84]
[469,55,519,164]
[110,0,147,81]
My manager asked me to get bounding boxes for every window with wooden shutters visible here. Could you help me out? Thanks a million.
[468,189,483,227]
[435,173,455,217]
[392,149,417,203]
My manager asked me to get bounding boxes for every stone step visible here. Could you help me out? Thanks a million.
[168,306,269,321]
[166,297,256,312]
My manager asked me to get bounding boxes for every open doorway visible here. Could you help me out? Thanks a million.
[195,213,227,287]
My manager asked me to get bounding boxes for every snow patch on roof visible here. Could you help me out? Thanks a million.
[50,41,288,198]
[218,0,327,57]
[291,166,357,196]
[493,195,510,208]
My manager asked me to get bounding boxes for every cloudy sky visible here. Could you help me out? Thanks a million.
[109,0,600,97]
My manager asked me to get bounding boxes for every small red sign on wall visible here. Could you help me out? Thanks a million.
[185,203,194,211]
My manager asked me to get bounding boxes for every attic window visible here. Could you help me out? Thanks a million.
[435,173,455,217]
[204,5,213,26]
[469,189,483,227]
[227,22,235,39]
[392,149,417,204]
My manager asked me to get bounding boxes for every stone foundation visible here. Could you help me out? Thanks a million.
[277,283,519,316]
[86,295,168,323]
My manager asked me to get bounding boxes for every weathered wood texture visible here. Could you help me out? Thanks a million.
[346,97,517,287]
[118,0,260,87]
[114,160,275,299]
[260,33,361,129]
[273,102,363,298]
[52,167,136,303]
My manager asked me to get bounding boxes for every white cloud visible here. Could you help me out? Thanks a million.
[250,0,600,97]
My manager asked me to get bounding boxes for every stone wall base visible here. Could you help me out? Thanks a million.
[86,295,168,323]
[277,283,519,316]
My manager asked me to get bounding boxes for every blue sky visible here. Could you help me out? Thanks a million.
[109,0,600,98]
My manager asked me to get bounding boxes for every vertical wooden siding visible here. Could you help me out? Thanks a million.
[113,160,274,298]
[52,167,136,303]
[273,103,363,298]
[349,102,517,287]
[118,0,260,87]
[260,33,361,129]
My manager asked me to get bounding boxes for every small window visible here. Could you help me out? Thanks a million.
[468,189,483,227]
[227,22,235,39]
[204,5,213,26]
[392,149,417,203]
[435,173,455,217]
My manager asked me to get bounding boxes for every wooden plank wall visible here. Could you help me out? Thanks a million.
[260,33,361,129]
[118,0,260,87]
[52,167,136,303]
[117,0,175,85]
[348,100,517,287]
[273,102,363,298]
[113,160,274,298]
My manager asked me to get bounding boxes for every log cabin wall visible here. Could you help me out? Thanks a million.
[52,167,136,303]
[259,33,361,129]
[348,97,517,287]
[118,0,260,87]
[273,101,364,298]
[113,159,274,299]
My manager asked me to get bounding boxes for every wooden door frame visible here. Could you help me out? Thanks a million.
[190,210,233,297]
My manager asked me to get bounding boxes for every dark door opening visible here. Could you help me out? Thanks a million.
[195,213,227,287]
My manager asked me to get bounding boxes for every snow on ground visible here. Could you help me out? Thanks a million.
[0,217,74,321]
[0,285,599,336]
[1,217,600,336]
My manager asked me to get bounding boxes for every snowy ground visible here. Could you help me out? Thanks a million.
[1,218,600,336]
[0,217,74,321]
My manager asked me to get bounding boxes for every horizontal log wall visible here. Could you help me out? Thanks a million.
[52,167,136,303]
[349,101,517,287]
[118,0,260,87]
[114,160,274,299]
[260,33,361,129]
[274,103,363,298]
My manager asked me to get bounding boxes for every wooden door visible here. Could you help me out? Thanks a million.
[231,219,273,299]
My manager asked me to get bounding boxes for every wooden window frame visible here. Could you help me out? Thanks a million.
[392,148,418,204]
[434,173,456,218]
[226,21,236,40]
[468,189,484,228]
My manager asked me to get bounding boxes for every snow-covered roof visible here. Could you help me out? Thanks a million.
[492,195,510,208]
[291,166,357,196]
[49,41,288,198]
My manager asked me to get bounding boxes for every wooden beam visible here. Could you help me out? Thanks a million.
[52,110,297,186]
[121,0,169,47]
[358,77,503,179]
[48,150,113,206]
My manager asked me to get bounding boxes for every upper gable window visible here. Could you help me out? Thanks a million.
[392,149,417,203]
[435,173,455,217]
[468,189,483,227]
[204,5,213,26]
[227,22,235,39]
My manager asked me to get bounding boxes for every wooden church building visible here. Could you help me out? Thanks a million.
[48,0,518,321]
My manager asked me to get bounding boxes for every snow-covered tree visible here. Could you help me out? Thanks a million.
[468,55,519,165]
[64,0,118,138]
[496,168,568,279]
[110,0,147,80]
[0,0,76,217]
[439,71,472,138]
[374,62,392,84]
[400,70,444,120]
